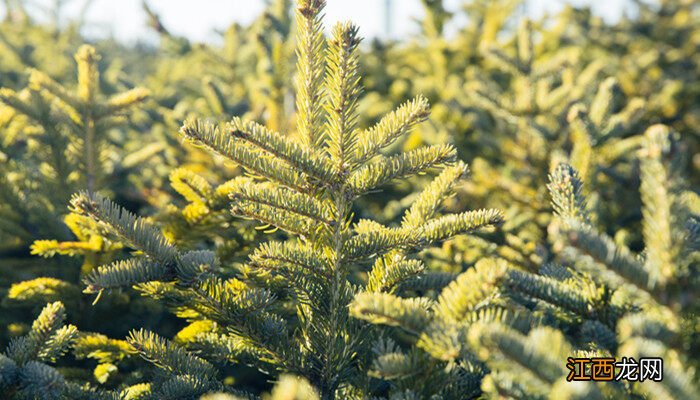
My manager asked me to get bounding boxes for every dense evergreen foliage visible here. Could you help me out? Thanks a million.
[0,0,698,399]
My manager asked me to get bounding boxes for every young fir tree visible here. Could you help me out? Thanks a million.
[0,44,149,253]
[0,45,160,351]
[61,1,503,398]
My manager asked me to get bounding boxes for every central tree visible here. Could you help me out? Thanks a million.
[69,1,503,398]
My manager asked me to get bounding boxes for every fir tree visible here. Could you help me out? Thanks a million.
[0,44,149,253]
[0,44,160,353]
[62,1,503,398]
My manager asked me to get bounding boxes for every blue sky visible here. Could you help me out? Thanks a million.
[4,0,635,44]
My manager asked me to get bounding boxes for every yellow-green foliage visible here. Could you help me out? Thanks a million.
[0,0,698,399]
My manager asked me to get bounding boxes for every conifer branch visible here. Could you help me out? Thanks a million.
[349,292,432,336]
[640,125,683,286]
[16,361,67,399]
[102,87,151,116]
[228,117,336,182]
[467,324,572,386]
[70,191,177,263]
[269,375,320,400]
[459,306,538,335]
[295,0,326,148]
[547,163,589,223]
[349,144,457,194]
[170,168,214,204]
[250,241,333,278]
[343,227,413,261]
[504,269,620,326]
[516,20,533,70]
[6,302,65,365]
[354,96,431,167]
[1,2,696,398]
[228,177,334,227]
[73,333,135,364]
[4,301,78,375]
[197,278,278,318]
[399,271,457,293]
[127,329,217,377]
[402,161,468,229]
[4,277,80,307]
[344,209,501,261]
[415,319,469,362]
[180,119,307,192]
[481,47,521,76]
[38,325,79,363]
[74,45,99,100]
[324,22,362,173]
[417,209,504,244]
[589,77,619,128]
[567,103,597,141]
[187,332,263,367]
[560,218,653,290]
[175,250,218,285]
[369,347,425,380]
[83,258,167,294]
[548,164,657,291]
[119,383,152,399]
[435,258,509,322]
[16,45,148,194]
[0,355,18,389]
[157,374,219,398]
[366,255,425,293]
[28,69,82,112]
[231,200,321,237]
[0,88,41,120]
[30,239,101,258]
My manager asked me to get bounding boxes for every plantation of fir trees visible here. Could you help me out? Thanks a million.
[0,0,698,399]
